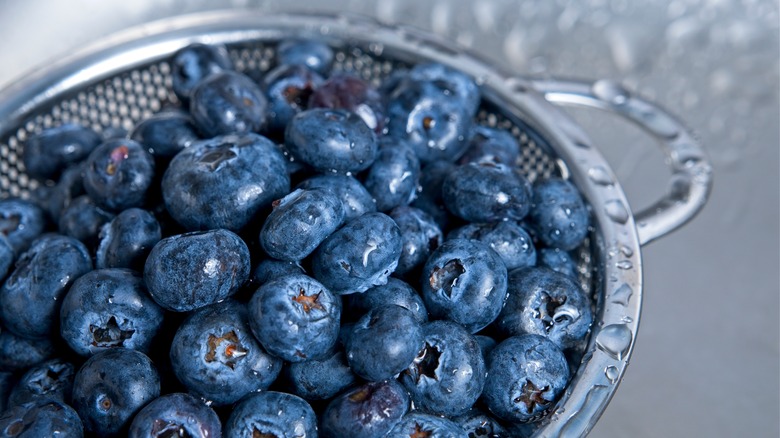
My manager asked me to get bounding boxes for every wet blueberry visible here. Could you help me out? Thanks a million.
[400,320,486,417]
[421,239,508,333]
[59,268,165,356]
[248,274,341,362]
[144,229,250,312]
[410,161,456,230]
[259,188,345,261]
[297,174,376,221]
[452,409,508,438]
[442,162,532,223]
[482,334,569,423]
[189,71,268,137]
[538,248,579,280]
[127,392,221,438]
[82,139,155,212]
[345,277,428,324]
[528,178,590,251]
[309,73,385,133]
[162,133,290,232]
[312,212,402,294]
[386,412,466,438]
[346,305,424,381]
[71,348,160,436]
[7,358,75,407]
[252,259,306,286]
[171,43,233,104]
[458,125,520,166]
[362,142,421,212]
[0,399,84,438]
[321,380,410,438]
[494,267,592,351]
[224,391,317,438]
[277,38,334,75]
[0,234,92,340]
[0,327,54,372]
[448,220,536,270]
[130,110,200,159]
[388,206,443,277]
[22,123,102,181]
[285,108,378,174]
[58,195,115,249]
[0,198,46,256]
[284,349,357,401]
[263,64,324,133]
[408,62,481,116]
[96,208,161,271]
[169,300,282,406]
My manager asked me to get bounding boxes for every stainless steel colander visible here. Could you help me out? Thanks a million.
[0,11,712,437]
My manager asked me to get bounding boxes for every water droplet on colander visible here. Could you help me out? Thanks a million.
[621,316,634,323]
[591,79,629,105]
[619,244,633,257]
[611,283,633,306]
[616,260,633,270]
[595,324,632,360]
[637,108,680,140]
[605,366,619,384]
[604,200,629,224]
[588,166,613,186]
[559,385,610,436]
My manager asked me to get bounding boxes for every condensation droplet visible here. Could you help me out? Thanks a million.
[604,199,629,224]
[588,166,614,185]
[595,324,633,360]
[605,365,619,384]
[559,385,610,436]
[616,260,633,270]
[592,79,629,105]
[619,244,634,257]
[611,283,633,305]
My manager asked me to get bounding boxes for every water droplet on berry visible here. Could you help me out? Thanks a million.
[604,200,629,224]
[595,324,632,360]
[605,366,619,384]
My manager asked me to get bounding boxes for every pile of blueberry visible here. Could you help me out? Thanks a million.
[0,38,593,437]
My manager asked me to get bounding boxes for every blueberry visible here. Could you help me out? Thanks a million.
[321,380,410,438]
[0,372,14,412]
[410,161,456,230]
[537,248,579,280]
[385,78,473,164]
[171,43,233,104]
[0,234,92,340]
[0,399,84,438]
[248,274,341,362]
[362,142,421,212]
[263,64,324,133]
[448,220,536,270]
[312,212,402,294]
[458,125,520,166]
[482,334,569,423]
[408,62,481,116]
[58,195,115,249]
[35,163,85,221]
[528,178,590,251]
[451,409,508,438]
[130,110,200,159]
[128,393,221,438]
[259,188,345,261]
[59,268,165,356]
[277,38,334,75]
[224,391,317,438]
[284,349,356,401]
[81,139,155,212]
[400,320,486,417]
[285,108,378,174]
[0,238,15,300]
[144,229,250,312]
[95,208,161,271]
[71,348,160,436]
[297,174,376,221]
[442,162,532,223]
[22,123,102,181]
[162,133,290,232]
[346,305,423,381]
[474,335,498,360]
[421,239,508,333]
[189,71,268,137]
[170,300,282,406]
[252,259,306,286]
[494,267,593,351]
[0,198,46,256]
[309,73,385,133]
[345,277,428,324]
[0,327,54,372]
[7,359,75,407]
[388,206,443,277]
[386,412,466,438]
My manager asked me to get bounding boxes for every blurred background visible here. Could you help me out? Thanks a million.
[0,0,777,436]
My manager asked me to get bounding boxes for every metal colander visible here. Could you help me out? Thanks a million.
[0,11,711,437]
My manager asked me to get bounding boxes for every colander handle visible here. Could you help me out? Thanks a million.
[531,78,712,246]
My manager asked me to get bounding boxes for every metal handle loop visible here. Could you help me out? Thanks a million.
[532,78,712,246]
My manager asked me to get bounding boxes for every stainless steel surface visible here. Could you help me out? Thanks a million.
[0,1,776,437]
